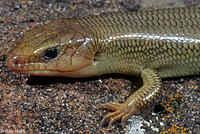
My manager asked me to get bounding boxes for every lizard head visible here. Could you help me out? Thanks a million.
[6,18,99,77]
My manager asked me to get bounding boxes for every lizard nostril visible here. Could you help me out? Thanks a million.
[6,54,25,71]
[12,55,25,67]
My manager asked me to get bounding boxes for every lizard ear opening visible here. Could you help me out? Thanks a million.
[93,50,102,62]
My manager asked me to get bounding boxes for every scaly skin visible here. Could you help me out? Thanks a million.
[6,7,200,128]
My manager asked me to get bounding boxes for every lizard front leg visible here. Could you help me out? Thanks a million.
[101,68,162,128]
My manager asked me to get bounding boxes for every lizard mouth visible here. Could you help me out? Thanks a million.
[6,51,99,77]
[6,52,54,74]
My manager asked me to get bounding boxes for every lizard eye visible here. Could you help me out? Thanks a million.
[43,47,60,61]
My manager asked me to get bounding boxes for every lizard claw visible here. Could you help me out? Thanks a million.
[101,102,133,129]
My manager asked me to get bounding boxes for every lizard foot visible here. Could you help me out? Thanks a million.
[101,102,135,129]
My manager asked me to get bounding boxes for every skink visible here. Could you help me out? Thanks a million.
[6,7,200,128]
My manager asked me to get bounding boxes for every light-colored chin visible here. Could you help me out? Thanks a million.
[6,55,100,78]
[11,65,100,78]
